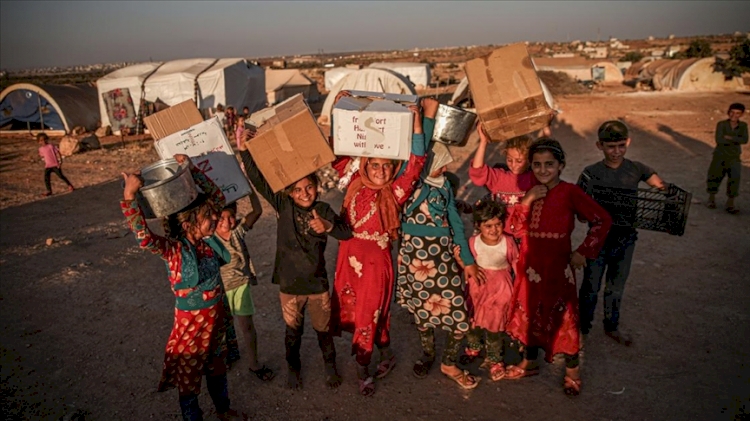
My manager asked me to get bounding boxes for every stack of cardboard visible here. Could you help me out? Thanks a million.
[465,43,553,142]
[144,100,252,205]
[246,94,335,193]
[332,91,417,161]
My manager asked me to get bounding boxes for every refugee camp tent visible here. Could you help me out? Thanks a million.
[0,83,99,133]
[324,67,356,91]
[97,58,265,131]
[318,68,416,125]
[532,57,624,84]
[265,69,320,105]
[627,57,744,91]
[368,62,431,88]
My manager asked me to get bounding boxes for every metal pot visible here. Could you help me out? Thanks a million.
[138,158,199,218]
[431,104,477,147]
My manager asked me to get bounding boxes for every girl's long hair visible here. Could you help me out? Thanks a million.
[163,194,211,239]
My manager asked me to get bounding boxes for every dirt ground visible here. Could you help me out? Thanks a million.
[1,91,749,421]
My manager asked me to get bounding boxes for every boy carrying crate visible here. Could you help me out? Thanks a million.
[577,121,666,346]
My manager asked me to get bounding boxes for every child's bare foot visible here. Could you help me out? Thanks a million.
[324,365,342,389]
[563,367,581,396]
[287,368,302,390]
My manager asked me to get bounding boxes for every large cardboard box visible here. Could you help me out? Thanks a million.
[247,94,335,193]
[146,100,252,205]
[465,43,552,142]
[332,91,416,160]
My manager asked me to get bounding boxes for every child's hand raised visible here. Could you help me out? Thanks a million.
[173,154,192,167]
[309,209,332,234]
[420,97,439,120]
[522,185,548,206]
[239,129,257,151]
[122,171,143,201]
[476,122,490,145]
[408,105,423,134]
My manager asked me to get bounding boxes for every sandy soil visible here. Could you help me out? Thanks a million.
[1,91,749,421]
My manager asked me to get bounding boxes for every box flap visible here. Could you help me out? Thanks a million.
[144,100,204,140]
[348,90,419,104]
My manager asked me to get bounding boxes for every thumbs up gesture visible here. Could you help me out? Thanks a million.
[309,209,333,234]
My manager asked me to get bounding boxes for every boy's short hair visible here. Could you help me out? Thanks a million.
[728,103,746,113]
[36,133,49,142]
[598,120,629,143]
[284,173,319,196]
[223,202,238,214]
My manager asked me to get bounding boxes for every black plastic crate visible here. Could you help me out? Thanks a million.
[583,183,692,236]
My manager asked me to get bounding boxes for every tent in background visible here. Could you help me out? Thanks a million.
[265,69,320,105]
[0,83,99,133]
[368,62,431,88]
[626,57,744,91]
[324,67,356,91]
[317,68,416,125]
[96,58,265,132]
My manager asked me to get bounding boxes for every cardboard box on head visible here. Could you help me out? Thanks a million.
[246,94,335,193]
[332,90,418,160]
[465,43,553,142]
[145,100,253,206]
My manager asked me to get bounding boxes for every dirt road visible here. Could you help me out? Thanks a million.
[1,91,749,420]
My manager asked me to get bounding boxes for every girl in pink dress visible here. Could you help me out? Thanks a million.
[456,200,519,382]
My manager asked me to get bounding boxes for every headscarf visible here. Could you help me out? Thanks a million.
[342,157,404,240]
[423,142,454,189]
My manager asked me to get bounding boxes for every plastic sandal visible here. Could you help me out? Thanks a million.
[563,375,582,396]
[249,365,275,382]
[358,376,375,397]
[441,365,480,390]
[489,362,506,382]
[375,355,396,379]
[413,358,434,379]
[503,364,539,380]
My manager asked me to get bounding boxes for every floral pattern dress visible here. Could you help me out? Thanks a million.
[505,182,611,361]
[396,182,473,334]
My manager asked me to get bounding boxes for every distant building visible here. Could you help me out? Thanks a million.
[552,53,575,58]
[272,60,286,68]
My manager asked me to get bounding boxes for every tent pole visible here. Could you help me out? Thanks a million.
[37,93,45,133]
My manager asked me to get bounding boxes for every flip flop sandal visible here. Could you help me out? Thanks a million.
[358,376,375,397]
[563,375,582,396]
[249,365,276,382]
[441,366,480,390]
[489,363,506,382]
[375,355,397,379]
[726,206,740,214]
[413,358,434,379]
[503,364,539,380]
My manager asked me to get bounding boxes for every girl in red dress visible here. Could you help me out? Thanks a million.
[504,139,611,396]
[331,95,437,396]
[121,154,244,421]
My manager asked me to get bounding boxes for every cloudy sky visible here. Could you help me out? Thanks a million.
[1,1,747,70]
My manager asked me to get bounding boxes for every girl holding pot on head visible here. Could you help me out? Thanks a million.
[330,93,438,396]
[121,154,245,421]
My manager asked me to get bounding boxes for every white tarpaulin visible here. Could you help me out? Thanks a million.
[368,62,431,88]
[97,58,265,129]
[318,68,416,125]
[324,67,356,91]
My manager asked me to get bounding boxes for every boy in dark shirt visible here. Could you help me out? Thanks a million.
[706,103,748,214]
[239,131,352,390]
[577,121,665,346]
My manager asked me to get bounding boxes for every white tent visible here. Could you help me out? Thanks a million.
[368,62,431,88]
[97,58,265,129]
[317,68,416,125]
[324,67,356,91]
[265,69,320,105]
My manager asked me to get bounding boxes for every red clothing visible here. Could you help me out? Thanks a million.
[331,154,425,365]
[505,182,611,361]
[39,144,60,168]
[468,165,537,234]
[466,234,518,333]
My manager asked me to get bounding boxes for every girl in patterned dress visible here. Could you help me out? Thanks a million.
[121,154,244,421]
[331,95,436,396]
[455,200,519,382]
[504,139,611,396]
[396,142,483,389]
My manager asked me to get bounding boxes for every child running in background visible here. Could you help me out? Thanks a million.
[38,133,75,196]
[213,190,275,382]
[121,154,244,421]
[239,131,352,391]
[505,138,611,396]
[454,200,518,382]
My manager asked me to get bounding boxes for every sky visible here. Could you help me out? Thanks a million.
[1,1,748,70]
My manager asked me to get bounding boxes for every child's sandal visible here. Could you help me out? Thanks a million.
[358,376,375,397]
[563,375,582,396]
[489,362,506,382]
[413,358,434,379]
[375,355,396,379]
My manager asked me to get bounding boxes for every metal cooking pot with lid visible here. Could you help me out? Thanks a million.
[431,104,478,147]
[138,158,199,218]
